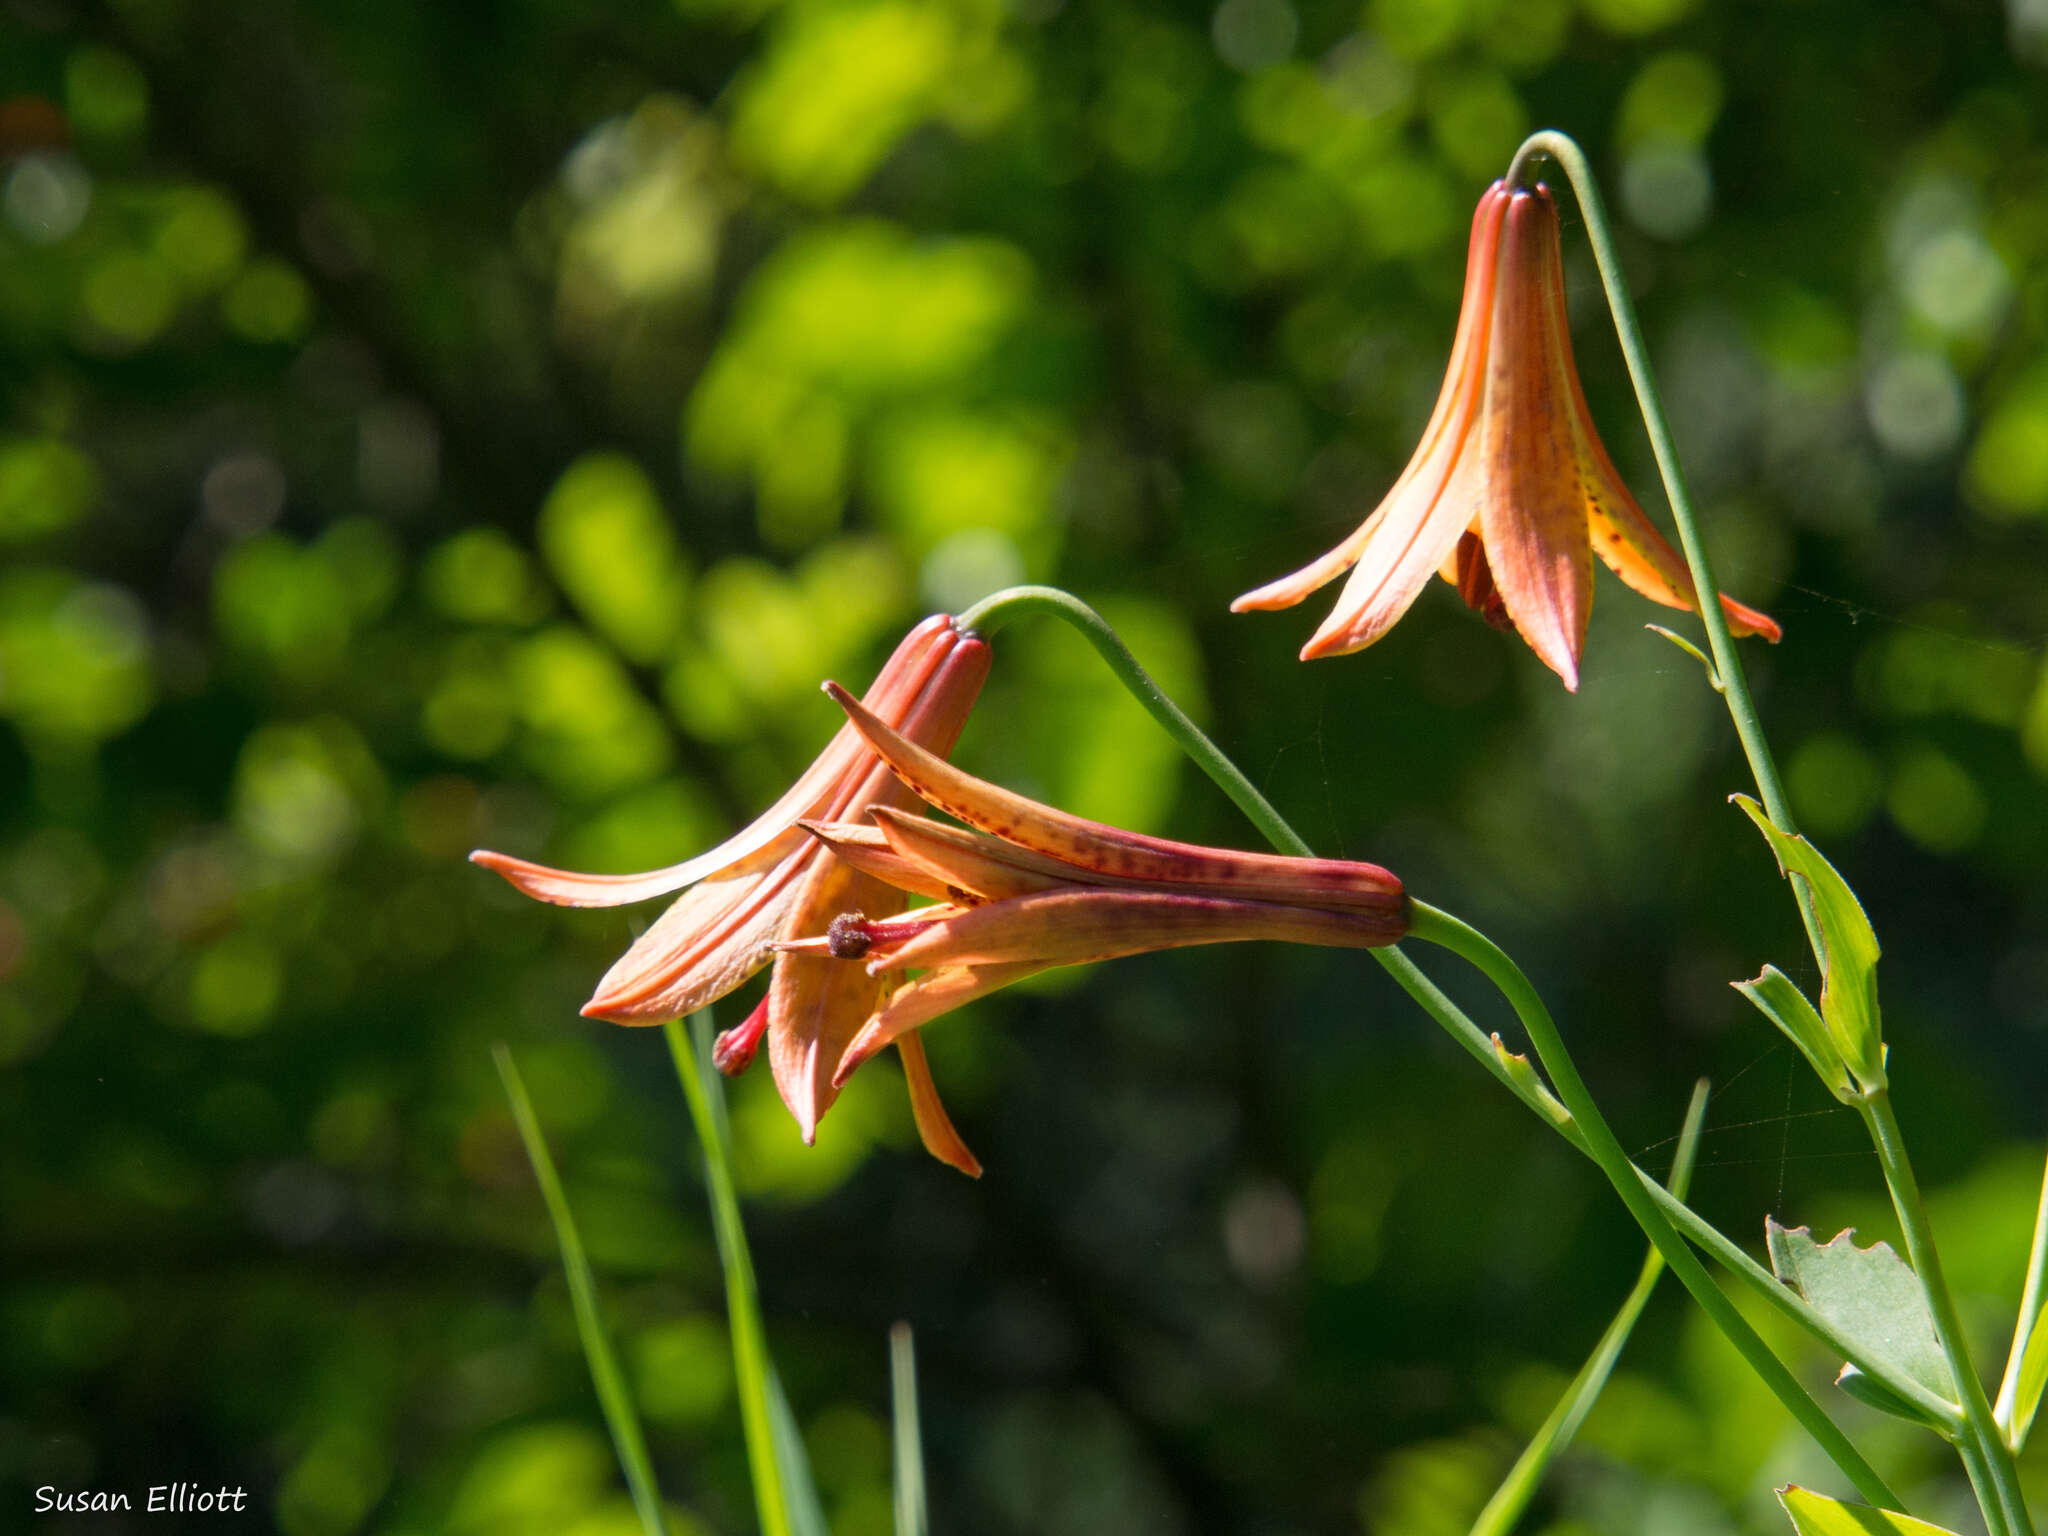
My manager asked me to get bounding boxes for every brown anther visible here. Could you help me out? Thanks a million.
[826,912,873,960]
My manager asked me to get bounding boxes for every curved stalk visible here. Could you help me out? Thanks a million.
[1501,130,1796,843]
[962,584,1915,1500]
[1505,130,2031,1534]
[1409,902,1901,1511]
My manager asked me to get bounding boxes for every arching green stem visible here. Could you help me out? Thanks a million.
[1506,130,2031,1534]
[961,584,1912,1503]
[1502,130,1796,841]
[1408,902,1901,1512]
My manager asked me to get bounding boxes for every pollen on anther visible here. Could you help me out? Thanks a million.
[826,912,873,960]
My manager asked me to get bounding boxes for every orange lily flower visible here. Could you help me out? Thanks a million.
[1232,180,1781,691]
[779,680,1408,1114]
[470,614,991,1175]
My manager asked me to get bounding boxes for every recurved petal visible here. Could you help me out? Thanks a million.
[1473,185,1593,690]
[1297,190,1512,660]
[469,614,960,908]
[872,887,1408,974]
[1581,499,1784,642]
[1233,184,1511,619]
[796,820,960,903]
[868,807,1074,901]
[821,685,1404,911]
[835,962,1054,1083]
[470,827,808,909]
[581,860,795,1023]
[895,1030,981,1177]
[766,843,906,1143]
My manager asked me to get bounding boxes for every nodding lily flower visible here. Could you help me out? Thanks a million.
[780,681,1409,1122]
[470,614,991,1176]
[1232,179,1781,691]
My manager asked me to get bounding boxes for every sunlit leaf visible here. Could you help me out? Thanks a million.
[1734,965,1855,1104]
[1777,1486,1962,1535]
[1733,796,1884,1091]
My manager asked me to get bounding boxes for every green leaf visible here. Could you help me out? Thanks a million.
[766,1361,831,1536]
[2011,1318,2048,1449]
[1734,966,1857,1104]
[1488,1032,1577,1142]
[1778,1485,1963,1535]
[1733,796,1885,1091]
[1766,1222,1956,1412]
[890,1323,929,1536]
[494,1045,668,1536]
[1995,1150,2048,1450]
[1833,1364,1950,1431]
[1644,623,1723,691]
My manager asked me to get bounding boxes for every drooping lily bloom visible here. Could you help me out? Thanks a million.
[1232,180,1781,691]
[470,614,991,1175]
[781,680,1408,1101]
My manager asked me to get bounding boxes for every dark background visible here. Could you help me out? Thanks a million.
[3,0,2047,1530]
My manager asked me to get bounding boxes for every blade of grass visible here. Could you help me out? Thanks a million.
[665,1013,801,1536]
[891,1323,929,1536]
[493,1042,667,1536]
[1469,1079,1710,1536]
[765,1357,831,1536]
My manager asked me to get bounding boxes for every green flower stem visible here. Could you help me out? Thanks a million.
[493,1044,668,1536]
[1862,1091,2035,1536]
[957,584,1293,850]
[1409,902,1901,1511]
[666,1017,793,1536]
[1507,131,2030,1533]
[1959,1431,2015,1536]
[1502,130,1800,850]
[1470,1079,1710,1536]
[1995,1150,2048,1448]
[968,583,1955,1430]
[1377,945,1961,1432]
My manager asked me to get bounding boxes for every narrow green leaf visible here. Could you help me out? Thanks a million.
[1834,1364,1951,1431]
[1766,1222,1957,1411]
[493,1043,668,1536]
[1467,1081,1708,1536]
[890,1323,930,1536]
[1733,796,1884,1090]
[765,1360,831,1536]
[666,1014,798,1536]
[1778,1485,1963,1535]
[1644,623,1724,691]
[2011,1322,2048,1451]
[1994,1148,2048,1451]
[1735,966,1856,1104]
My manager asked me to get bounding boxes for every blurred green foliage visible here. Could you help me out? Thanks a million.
[3,0,2047,1532]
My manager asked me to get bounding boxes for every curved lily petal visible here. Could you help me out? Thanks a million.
[1236,184,1510,620]
[470,614,958,907]
[837,963,1055,1083]
[896,1031,981,1177]
[821,683,1403,912]
[1476,186,1594,690]
[864,888,1406,974]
